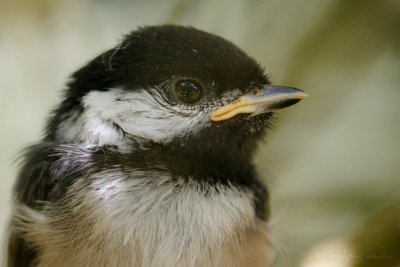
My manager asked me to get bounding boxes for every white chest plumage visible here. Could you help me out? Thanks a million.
[14,171,273,267]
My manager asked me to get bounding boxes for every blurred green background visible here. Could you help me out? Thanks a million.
[1,0,399,266]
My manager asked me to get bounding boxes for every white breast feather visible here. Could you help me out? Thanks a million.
[13,171,272,267]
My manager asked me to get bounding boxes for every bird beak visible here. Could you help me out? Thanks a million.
[211,85,307,121]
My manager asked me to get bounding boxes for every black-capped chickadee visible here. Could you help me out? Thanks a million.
[7,25,306,267]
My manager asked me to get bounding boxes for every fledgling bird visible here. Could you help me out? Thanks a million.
[7,25,306,267]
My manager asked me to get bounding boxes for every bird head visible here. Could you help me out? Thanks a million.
[46,25,306,170]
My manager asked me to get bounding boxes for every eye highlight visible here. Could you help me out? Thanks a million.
[173,78,204,104]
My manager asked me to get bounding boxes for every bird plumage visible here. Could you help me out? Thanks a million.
[7,25,305,267]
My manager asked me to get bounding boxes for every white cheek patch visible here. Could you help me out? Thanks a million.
[56,88,212,146]
[113,89,212,142]
[56,110,85,142]
[56,92,126,148]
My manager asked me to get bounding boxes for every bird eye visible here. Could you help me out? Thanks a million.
[173,79,204,104]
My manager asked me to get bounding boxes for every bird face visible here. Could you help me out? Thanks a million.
[48,25,306,157]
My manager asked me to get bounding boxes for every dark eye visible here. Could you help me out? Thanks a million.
[173,79,204,104]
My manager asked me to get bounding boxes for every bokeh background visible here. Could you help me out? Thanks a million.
[1,0,399,266]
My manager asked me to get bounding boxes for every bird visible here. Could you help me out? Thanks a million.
[7,25,307,267]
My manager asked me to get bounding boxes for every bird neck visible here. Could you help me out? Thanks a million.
[114,137,261,186]
[103,140,269,220]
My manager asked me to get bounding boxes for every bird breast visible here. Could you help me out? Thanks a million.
[14,170,274,267]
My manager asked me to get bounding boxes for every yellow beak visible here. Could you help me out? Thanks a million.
[211,85,307,121]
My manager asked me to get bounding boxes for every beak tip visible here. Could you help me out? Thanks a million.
[299,92,308,99]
